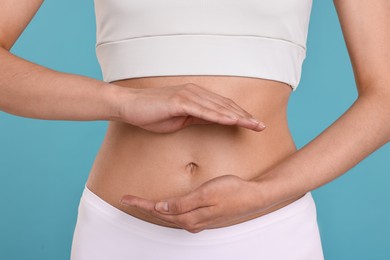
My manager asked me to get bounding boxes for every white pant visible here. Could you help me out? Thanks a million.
[71,186,324,260]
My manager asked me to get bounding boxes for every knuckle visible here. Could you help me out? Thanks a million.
[170,93,185,105]
[185,225,198,233]
[169,95,187,116]
[178,215,197,230]
[170,202,182,213]
[175,214,188,226]
[187,228,202,234]
[186,223,204,234]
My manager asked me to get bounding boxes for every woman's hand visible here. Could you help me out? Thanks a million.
[120,175,269,233]
[113,83,266,133]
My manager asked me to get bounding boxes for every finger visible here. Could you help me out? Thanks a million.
[178,100,263,131]
[151,206,214,233]
[120,195,178,226]
[178,103,241,126]
[154,189,214,215]
[194,86,259,121]
[173,84,266,130]
[237,116,266,131]
[174,86,257,124]
[174,100,253,128]
[190,89,255,121]
[121,195,217,232]
[140,115,214,133]
[194,89,267,131]
[170,207,213,233]
[185,93,266,131]
[120,194,202,230]
[180,116,265,131]
[180,116,215,127]
[120,195,157,213]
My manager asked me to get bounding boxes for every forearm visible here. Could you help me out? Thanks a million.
[0,47,125,121]
[252,91,390,208]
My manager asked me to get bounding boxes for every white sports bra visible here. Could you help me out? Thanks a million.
[93,0,313,92]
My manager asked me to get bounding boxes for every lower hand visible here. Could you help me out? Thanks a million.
[120,175,268,233]
[113,83,266,133]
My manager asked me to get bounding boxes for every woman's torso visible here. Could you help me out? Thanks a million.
[86,75,302,229]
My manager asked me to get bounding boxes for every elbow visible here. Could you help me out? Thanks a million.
[358,87,390,143]
[375,92,390,143]
[357,80,390,111]
[377,92,390,143]
[0,40,12,52]
[0,41,5,50]
[372,92,390,144]
[385,95,390,143]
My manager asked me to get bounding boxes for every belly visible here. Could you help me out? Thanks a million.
[86,75,300,228]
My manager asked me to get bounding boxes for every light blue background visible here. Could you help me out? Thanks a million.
[0,1,389,259]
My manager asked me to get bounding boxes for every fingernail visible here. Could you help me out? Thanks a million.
[119,199,128,205]
[156,202,169,212]
[258,122,266,129]
[250,118,259,124]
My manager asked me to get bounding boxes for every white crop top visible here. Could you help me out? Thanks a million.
[93,0,313,92]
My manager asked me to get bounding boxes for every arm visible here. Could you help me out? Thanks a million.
[252,0,390,207]
[119,0,390,233]
[0,0,264,133]
[0,0,120,121]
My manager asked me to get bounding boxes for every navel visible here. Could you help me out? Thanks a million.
[185,162,198,174]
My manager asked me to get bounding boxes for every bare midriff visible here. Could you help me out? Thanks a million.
[86,75,303,229]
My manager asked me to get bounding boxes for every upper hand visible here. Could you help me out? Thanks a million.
[114,83,266,133]
[120,175,268,233]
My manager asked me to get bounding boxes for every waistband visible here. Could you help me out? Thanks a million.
[80,185,315,244]
[95,34,305,91]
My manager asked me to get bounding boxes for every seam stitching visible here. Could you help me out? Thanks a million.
[95,33,306,51]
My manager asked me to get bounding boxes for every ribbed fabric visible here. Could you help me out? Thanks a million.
[93,0,313,91]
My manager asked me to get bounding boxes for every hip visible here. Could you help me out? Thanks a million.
[71,186,324,260]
